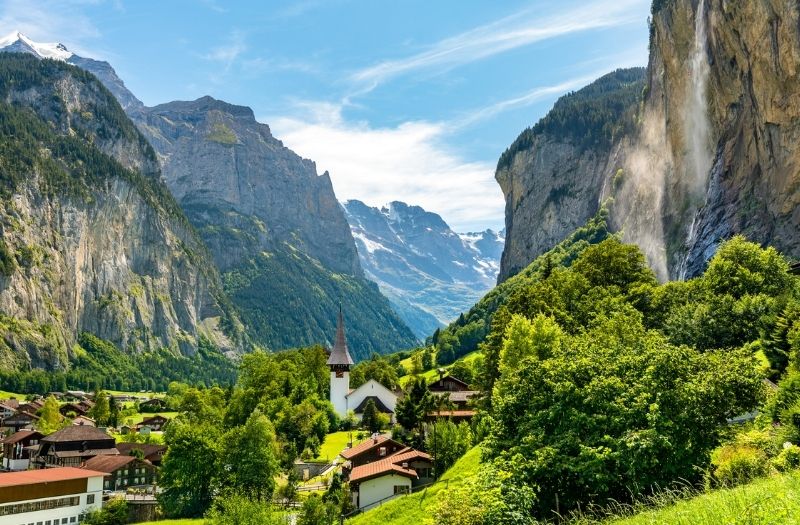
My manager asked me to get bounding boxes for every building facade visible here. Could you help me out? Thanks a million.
[0,467,104,525]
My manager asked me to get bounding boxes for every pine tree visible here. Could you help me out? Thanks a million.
[361,399,380,433]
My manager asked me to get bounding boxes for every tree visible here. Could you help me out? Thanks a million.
[426,420,473,475]
[89,391,110,426]
[205,494,284,525]
[158,421,220,518]
[108,396,120,428]
[36,395,63,434]
[82,497,128,525]
[360,398,381,433]
[219,410,279,500]
[499,314,562,378]
[298,494,337,525]
[395,377,436,434]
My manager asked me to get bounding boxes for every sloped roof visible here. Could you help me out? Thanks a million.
[0,467,106,487]
[326,308,354,366]
[353,396,393,414]
[116,443,166,460]
[82,454,137,473]
[0,429,42,444]
[348,449,432,484]
[340,435,402,460]
[42,425,113,443]
[53,448,119,458]
[428,410,476,418]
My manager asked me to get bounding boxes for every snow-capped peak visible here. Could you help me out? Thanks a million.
[0,31,73,61]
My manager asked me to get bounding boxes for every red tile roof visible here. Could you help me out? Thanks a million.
[82,455,137,473]
[0,467,106,487]
[340,435,401,460]
[348,449,432,484]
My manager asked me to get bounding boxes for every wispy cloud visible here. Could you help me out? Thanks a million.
[349,0,645,95]
[269,103,504,232]
[202,30,246,70]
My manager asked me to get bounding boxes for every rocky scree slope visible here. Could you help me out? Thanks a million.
[0,54,243,370]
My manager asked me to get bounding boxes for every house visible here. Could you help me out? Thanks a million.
[60,402,90,418]
[2,411,39,432]
[35,426,118,468]
[138,398,167,412]
[65,390,89,400]
[82,455,158,491]
[0,467,104,523]
[328,310,398,422]
[111,394,135,404]
[71,415,96,427]
[426,409,476,422]
[0,401,18,421]
[1,430,43,471]
[347,448,433,510]
[340,435,407,468]
[138,415,169,432]
[428,374,478,409]
[116,443,167,467]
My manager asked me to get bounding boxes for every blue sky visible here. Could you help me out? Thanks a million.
[0,0,651,231]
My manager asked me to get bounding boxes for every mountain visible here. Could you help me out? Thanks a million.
[497,0,800,281]
[0,53,243,371]
[343,200,503,338]
[0,32,417,360]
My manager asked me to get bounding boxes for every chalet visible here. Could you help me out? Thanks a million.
[82,455,157,491]
[111,394,136,404]
[3,411,39,432]
[1,430,43,471]
[72,415,96,427]
[60,402,90,418]
[0,401,18,421]
[138,398,167,412]
[340,435,407,468]
[426,409,476,422]
[36,426,118,468]
[116,443,167,467]
[347,448,433,510]
[328,310,398,422]
[16,399,44,416]
[65,390,89,401]
[138,415,169,432]
[428,374,478,407]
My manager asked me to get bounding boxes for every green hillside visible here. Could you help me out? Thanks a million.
[348,445,482,525]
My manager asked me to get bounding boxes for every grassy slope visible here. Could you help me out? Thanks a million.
[138,521,203,525]
[606,471,800,525]
[348,445,482,525]
[314,431,369,463]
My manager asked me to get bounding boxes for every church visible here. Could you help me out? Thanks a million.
[327,310,398,423]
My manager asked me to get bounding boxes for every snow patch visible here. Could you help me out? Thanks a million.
[0,31,74,61]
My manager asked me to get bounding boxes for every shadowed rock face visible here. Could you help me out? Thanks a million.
[135,96,361,276]
[499,0,800,281]
[0,55,243,369]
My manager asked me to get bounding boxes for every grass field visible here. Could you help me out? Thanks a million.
[398,350,481,387]
[602,470,800,525]
[119,411,179,426]
[347,444,482,525]
[0,390,25,400]
[314,431,369,462]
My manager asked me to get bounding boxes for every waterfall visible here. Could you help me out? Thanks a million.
[678,0,713,279]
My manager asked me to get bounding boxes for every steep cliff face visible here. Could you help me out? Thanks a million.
[646,0,800,276]
[132,98,417,357]
[0,54,242,370]
[343,200,503,338]
[496,69,645,282]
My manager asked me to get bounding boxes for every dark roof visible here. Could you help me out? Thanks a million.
[353,396,393,414]
[116,443,167,460]
[326,307,354,366]
[83,455,137,473]
[140,415,169,425]
[1,430,42,444]
[428,375,471,391]
[53,448,119,458]
[340,435,403,460]
[41,425,113,443]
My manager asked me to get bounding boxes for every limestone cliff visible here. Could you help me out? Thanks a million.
[0,54,243,370]
[498,0,800,281]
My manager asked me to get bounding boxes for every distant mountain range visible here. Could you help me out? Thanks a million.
[343,200,503,338]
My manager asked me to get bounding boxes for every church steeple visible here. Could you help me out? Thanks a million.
[327,305,354,368]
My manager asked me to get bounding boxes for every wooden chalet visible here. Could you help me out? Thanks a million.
[3,411,39,432]
[82,454,157,491]
[138,415,170,432]
[36,426,118,468]
[138,398,167,412]
[1,430,43,471]
[116,443,167,467]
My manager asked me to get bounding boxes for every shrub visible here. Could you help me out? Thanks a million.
[772,444,800,472]
[710,444,771,488]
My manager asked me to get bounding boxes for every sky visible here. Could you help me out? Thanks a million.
[0,0,652,232]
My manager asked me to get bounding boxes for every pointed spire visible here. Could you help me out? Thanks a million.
[327,305,354,366]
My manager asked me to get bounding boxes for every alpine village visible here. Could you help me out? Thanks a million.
[3,0,800,524]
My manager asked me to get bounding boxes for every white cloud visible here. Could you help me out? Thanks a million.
[349,0,647,94]
[269,104,504,232]
[0,0,101,57]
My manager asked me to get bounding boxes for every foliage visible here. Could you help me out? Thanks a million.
[219,410,279,500]
[497,68,646,171]
[89,391,110,426]
[36,395,64,434]
[297,494,338,525]
[709,444,771,488]
[82,497,128,525]
[205,495,284,525]
[426,420,473,475]
[361,398,381,433]
[395,377,436,434]
[351,354,400,389]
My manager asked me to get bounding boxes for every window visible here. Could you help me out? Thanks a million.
[393,485,409,495]
[62,519,68,524]
[70,518,76,523]
[379,447,387,457]
[86,495,95,505]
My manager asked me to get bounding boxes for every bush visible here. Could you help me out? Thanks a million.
[772,444,800,472]
[710,444,772,488]
[206,494,284,525]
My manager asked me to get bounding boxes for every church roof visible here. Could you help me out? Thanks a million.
[353,395,393,414]
[326,308,354,366]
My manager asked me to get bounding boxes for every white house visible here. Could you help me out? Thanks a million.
[328,310,398,423]
[0,467,104,525]
[347,449,434,509]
